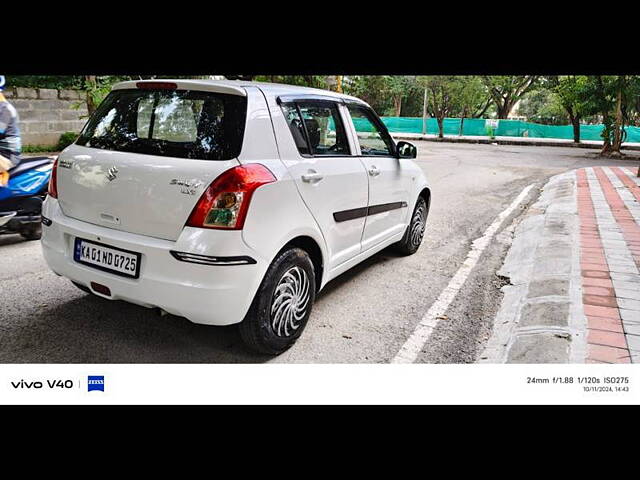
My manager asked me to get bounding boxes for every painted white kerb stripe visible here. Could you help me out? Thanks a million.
[392,183,535,364]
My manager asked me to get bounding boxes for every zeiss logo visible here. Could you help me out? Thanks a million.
[88,375,105,392]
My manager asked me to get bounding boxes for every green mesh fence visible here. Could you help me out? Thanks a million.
[367,117,640,144]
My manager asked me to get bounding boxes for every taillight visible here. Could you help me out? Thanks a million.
[48,158,58,198]
[187,164,276,230]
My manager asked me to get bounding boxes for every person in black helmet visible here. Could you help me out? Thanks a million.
[0,75,21,181]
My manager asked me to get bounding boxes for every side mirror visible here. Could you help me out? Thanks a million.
[396,141,417,159]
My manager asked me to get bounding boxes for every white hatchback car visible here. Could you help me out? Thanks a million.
[41,79,430,354]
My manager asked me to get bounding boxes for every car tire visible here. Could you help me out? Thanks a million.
[20,224,42,241]
[393,196,428,256]
[239,247,316,355]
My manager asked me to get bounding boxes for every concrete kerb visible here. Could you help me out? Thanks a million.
[390,132,640,152]
[479,170,584,363]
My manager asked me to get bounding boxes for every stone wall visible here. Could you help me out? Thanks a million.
[2,87,89,147]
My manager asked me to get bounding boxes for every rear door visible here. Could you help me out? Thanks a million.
[56,84,247,241]
[345,103,410,251]
[275,97,369,269]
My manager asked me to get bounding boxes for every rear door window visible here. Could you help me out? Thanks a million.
[76,89,247,160]
[281,101,350,156]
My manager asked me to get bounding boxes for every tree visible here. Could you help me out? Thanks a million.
[388,76,411,116]
[456,76,491,135]
[343,76,397,115]
[577,76,631,155]
[81,76,134,115]
[518,87,568,125]
[482,76,539,119]
[548,76,591,143]
[418,76,466,138]
[253,75,328,90]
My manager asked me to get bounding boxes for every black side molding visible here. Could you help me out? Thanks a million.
[333,207,369,223]
[368,201,408,216]
[333,201,408,223]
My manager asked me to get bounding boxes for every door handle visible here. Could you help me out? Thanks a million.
[301,171,324,183]
[368,166,381,177]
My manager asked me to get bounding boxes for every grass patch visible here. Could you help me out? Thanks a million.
[22,144,58,153]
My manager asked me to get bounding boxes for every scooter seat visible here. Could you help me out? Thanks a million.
[8,156,53,177]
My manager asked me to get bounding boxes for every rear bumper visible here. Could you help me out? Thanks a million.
[41,198,269,325]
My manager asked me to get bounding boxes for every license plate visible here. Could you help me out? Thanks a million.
[73,238,141,279]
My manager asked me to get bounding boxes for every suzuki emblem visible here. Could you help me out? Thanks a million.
[106,166,119,181]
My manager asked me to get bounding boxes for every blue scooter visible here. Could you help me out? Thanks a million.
[0,155,54,240]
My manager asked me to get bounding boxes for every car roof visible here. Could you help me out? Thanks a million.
[112,78,367,105]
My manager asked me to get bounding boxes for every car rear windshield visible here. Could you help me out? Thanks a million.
[75,89,247,160]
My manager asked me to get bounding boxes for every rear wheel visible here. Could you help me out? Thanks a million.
[393,196,428,255]
[239,247,316,355]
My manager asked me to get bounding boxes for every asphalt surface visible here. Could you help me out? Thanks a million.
[1,143,637,363]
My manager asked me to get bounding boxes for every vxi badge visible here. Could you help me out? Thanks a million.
[88,375,105,392]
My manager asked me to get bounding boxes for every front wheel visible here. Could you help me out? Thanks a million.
[239,247,316,355]
[20,224,42,241]
[393,196,428,255]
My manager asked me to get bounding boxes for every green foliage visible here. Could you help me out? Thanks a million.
[518,88,568,124]
[421,77,461,115]
[5,76,85,89]
[482,76,540,118]
[253,75,328,89]
[57,132,78,151]
[453,76,491,118]
[343,76,399,115]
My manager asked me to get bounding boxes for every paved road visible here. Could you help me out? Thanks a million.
[1,143,636,363]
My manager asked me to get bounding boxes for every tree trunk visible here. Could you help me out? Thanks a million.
[422,88,428,135]
[496,100,513,119]
[570,114,581,143]
[85,75,97,116]
[394,95,402,116]
[474,99,492,119]
[612,84,624,154]
[600,120,613,155]
[437,117,444,138]
[460,107,467,136]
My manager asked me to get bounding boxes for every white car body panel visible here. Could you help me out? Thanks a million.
[57,144,239,241]
[264,92,369,270]
[41,79,430,326]
[41,197,266,325]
